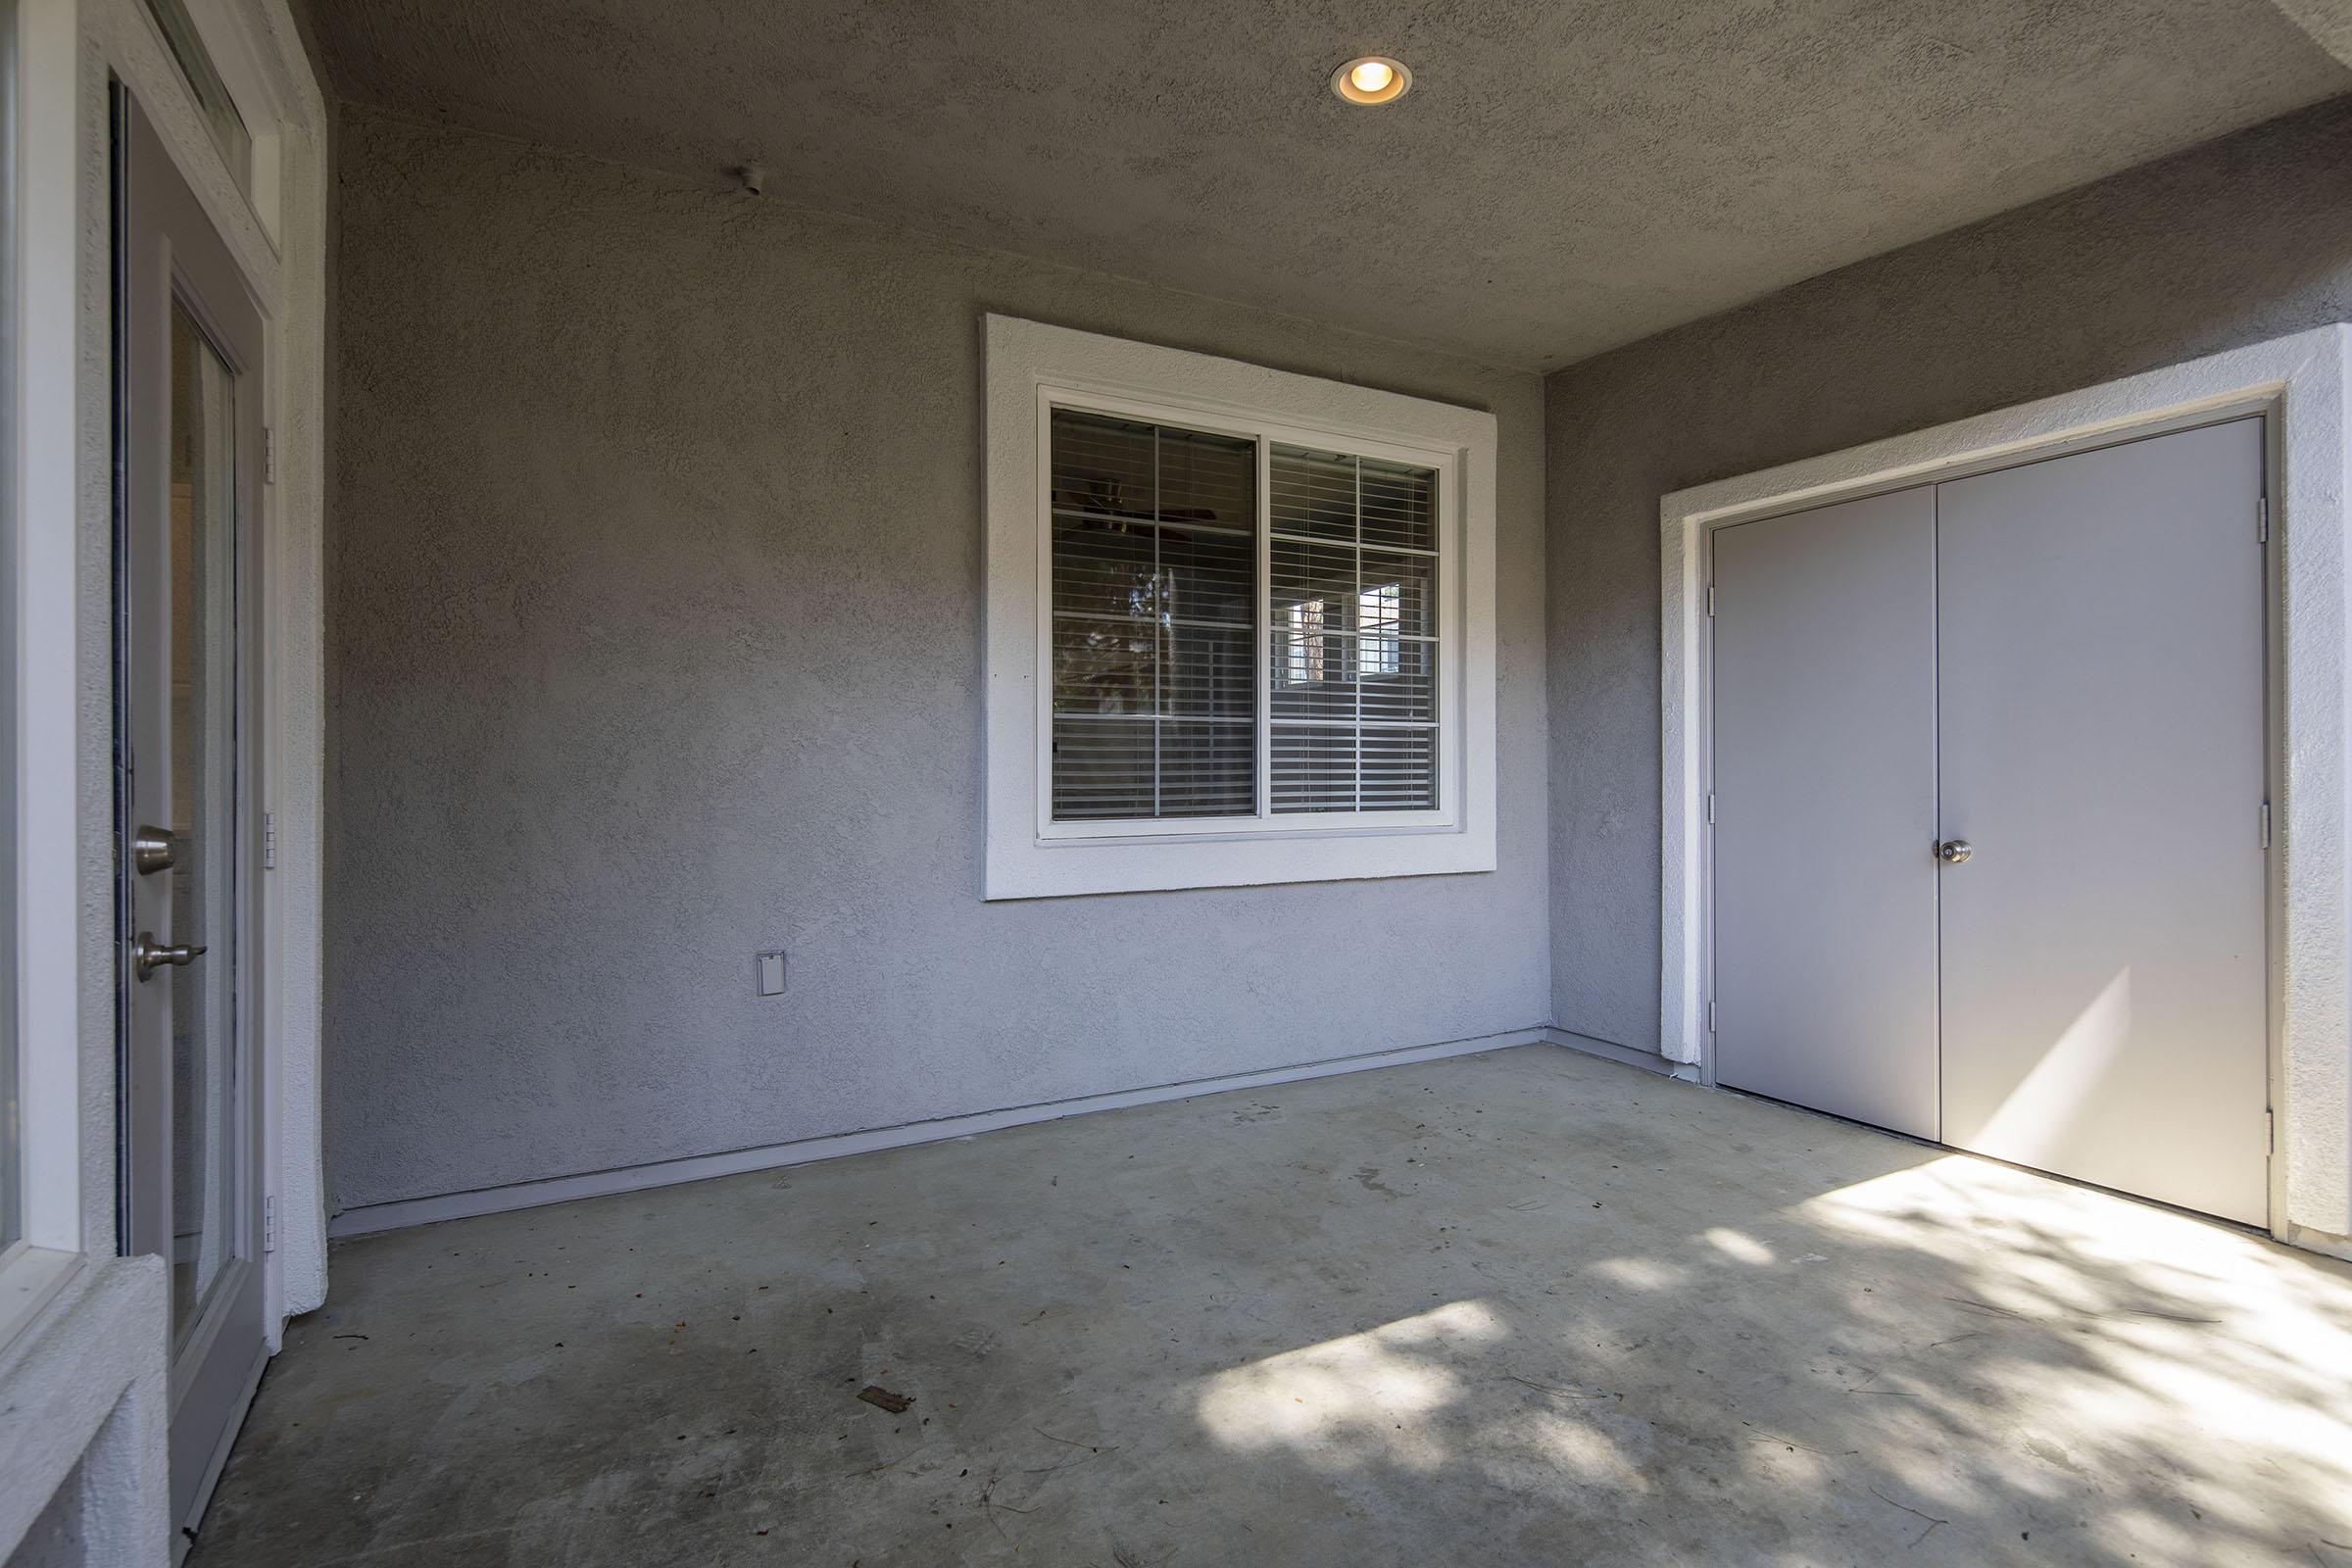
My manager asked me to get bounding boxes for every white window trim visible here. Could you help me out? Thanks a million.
[985,316,1497,900]
[1657,323,2352,1248]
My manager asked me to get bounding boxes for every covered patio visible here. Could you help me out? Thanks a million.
[194,1050,2352,1566]
[9,4,2352,1563]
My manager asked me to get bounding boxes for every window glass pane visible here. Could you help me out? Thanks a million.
[1049,409,1256,819]
[1270,725,1355,812]
[1360,639,1436,723]
[1157,721,1254,816]
[1269,445,1357,542]
[1052,410,1155,518]
[1156,525,1251,627]
[1271,628,1358,719]
[1360,727,1439,809]
[1360,458,1436,552]
[1267,443,1441,812]
[1156,424,1254,526]
[1360,551,1433,637]
[1045,416,1439,824]
[1052,616,1153,714]
[1162,624,1252,716]
[1270,537,1358,628]
[1052,718,1154,819]
[1052,517,1156,619]
[141,0,252,197]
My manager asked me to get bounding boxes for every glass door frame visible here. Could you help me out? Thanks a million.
[112,81,270,1543]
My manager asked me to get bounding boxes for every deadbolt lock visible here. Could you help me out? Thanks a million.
[131,825,175,876]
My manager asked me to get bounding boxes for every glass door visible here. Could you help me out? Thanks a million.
[116,85,268,1546]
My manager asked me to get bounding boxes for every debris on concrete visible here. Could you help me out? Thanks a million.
[858,1386,914,1413]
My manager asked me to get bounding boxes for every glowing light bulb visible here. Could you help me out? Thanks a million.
[1331,56,1411,105]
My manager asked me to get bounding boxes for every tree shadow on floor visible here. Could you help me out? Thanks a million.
[191,1047,2352,1568]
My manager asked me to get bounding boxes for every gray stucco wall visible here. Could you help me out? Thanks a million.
[1547,92,2352,1050]
[326,109,1549,1211]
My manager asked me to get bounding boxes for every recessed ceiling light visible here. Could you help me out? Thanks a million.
[1331,55,1411,106]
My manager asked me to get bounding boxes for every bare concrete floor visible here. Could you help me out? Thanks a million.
[192,1047,2352,1567]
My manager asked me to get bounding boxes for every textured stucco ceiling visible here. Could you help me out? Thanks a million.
[304,1,2351,369]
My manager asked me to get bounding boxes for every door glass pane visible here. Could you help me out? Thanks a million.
[169,299,238,1344]
[140,0,252,196]
[0,0,19,1254]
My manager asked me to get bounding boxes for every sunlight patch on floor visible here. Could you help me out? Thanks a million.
[1791,1152,2352,1508]
[1192,1295,1655,1490]
[1588,1255,1690,1291]
[1702,1226,1775,1264]
[1194,1300,1498,1471]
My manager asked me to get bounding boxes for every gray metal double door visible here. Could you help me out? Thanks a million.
[1710,418,2269,1226]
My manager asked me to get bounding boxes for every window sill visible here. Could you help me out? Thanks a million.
[988,821,1494,900]
[0,1244,88,1362]
[1039,808,1452,845]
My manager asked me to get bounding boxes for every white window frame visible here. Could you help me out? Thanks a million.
[984,315,1497,900]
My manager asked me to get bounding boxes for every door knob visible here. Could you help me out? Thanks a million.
[131,932,207,981]
[1936,839,1974,864]
[131,825,175,875]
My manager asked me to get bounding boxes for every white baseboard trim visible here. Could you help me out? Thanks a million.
[328,1026,1571,1239]
[1544,1028,1680,1076]
[2283,1221,2352,1263]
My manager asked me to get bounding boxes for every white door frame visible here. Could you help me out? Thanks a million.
[1659,324,2352,1252]
[79,0,332,1330]
[0,0,324,1557]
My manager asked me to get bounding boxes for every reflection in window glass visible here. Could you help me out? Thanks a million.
[1043,410,1443,822]
[1049,409,1256,820]
[1359,583,1401,677]
[1269,446,1438,811]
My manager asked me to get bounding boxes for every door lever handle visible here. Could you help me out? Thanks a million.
[131,931,207,981]
[1936,839,1974,864]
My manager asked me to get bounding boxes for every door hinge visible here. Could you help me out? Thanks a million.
[2265,1109,2276,1155]
[264,425,276,485]
[1705,792,1716,824]
[263,1195,276,1254]
[2261,801,2271,851]
[2258,496,2268,543]
[1705,582,1716,617]
[1707,1000,1717,1033]
[263,809,277,870]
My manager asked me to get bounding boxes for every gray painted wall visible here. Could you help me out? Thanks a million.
[1546,93,2352,1050]
[325,108,1548,1211]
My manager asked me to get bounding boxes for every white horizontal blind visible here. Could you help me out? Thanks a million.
[1269,444,1440,811]
[1050,410,1257,819]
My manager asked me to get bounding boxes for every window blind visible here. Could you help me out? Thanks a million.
[1049,410,1257,819]
[1269,444,1439,811]
[1047,410,1440,823]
